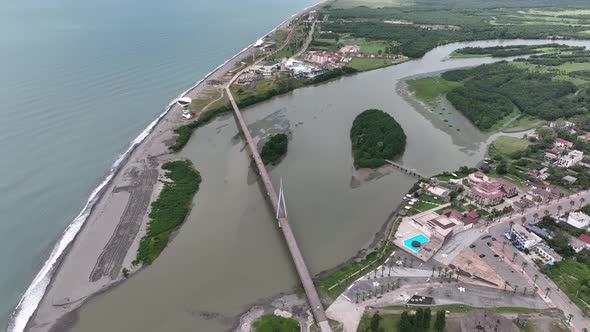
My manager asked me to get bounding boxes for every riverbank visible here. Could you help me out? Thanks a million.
[14,4,324,332]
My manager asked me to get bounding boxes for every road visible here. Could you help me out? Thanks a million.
[484,191,590,332]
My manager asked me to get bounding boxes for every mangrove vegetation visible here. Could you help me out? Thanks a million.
[134,160,201,266]
[350,109,406,168]
[261,133,289,165]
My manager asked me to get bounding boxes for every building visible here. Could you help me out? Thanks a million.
[569,235,587,253]
[467,172,517,206]
[441,209,480,230]
[578,133,590,142]
[556,150,584,168]
[544,148,560,159]
[305,51,342,65]
[510,223,542,249]
[567,211,590,230]
[527,168,549,181]
[427,185,450,199]
[578,234,590,250]
[525,224,554,239]
[554,138,574,149]
[533,243,563,264]
[563,175,577,184]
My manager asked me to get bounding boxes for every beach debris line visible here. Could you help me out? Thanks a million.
[133,160,201,266]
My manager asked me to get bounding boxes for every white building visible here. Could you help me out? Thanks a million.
[533,244,563,264]
[510,223,542,249]
[556,150,584,168]
[567,211,590,230]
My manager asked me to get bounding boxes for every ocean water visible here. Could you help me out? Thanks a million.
[0,0,317,329]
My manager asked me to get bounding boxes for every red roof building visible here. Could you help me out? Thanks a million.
[578,234,590,245]
[578,133,590,142]
[555,138,573,148]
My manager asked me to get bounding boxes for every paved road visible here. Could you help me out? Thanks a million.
[484,191,590,332]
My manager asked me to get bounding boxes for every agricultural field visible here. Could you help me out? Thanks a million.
[488,136,531,158]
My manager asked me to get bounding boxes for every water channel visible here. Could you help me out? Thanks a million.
[70,39,590,332]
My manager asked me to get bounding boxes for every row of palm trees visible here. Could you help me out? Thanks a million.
[355,278,402,303]
[500,196,585,225]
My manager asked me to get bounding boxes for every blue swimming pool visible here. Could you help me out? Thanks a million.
[403,234,430,252]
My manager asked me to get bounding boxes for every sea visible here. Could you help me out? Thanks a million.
[0,0,318,330]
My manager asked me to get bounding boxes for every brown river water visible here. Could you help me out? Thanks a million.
[70,39,590,332]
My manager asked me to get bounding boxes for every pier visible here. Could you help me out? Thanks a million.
[385,159,425,179]
[225,71,332,332]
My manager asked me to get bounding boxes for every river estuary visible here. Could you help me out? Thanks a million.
[69,39,590,331]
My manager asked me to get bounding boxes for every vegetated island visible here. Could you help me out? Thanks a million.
[134,160,201,266]
[408,49,590,131]
[261,133,289,165]
[451,43,584,58]
[351,109,406,168]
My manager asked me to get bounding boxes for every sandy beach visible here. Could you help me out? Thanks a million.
[20,6,319,331]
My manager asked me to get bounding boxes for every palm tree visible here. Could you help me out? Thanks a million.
[512,252,518,263]
[502,241,507,250]
[514,285,519,294]
[397,278,401,288]
[545,287,551,297]
[504,281,509,291]
[544,209,550,217]
[356,292,360,303]
[523,287,528,296]
[533,213,539,223]
[403,257,407,267]
[510,220,515,234]
[568,313,574,324]
[410,258,414,268]
[520,216,526,225]
[557,205,563,216]
[581,197,586,208]
[437,266,443,277]
[522,261,528,272]
[570,200,576,212]
[432,266,436,277]
[533,274,539,284]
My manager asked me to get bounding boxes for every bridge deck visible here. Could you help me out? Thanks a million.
[225,85,331,331]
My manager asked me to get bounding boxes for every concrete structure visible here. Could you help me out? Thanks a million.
[578,133,590,142]
[226,63,331,331]
[563,175,578,184]
[427,185,450,199]
[567,211,590,230]
[533,243,563,264]
[544,148,560,159]
[556,150,584,168]
[578,234,590,250]
[467,172,517,206]
[510,223,542,249]
[176,97,192,119]
[554,137,573,149]
[569,235,587,253]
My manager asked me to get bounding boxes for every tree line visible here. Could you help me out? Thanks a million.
[260,133,288,165]
[455,44,583,57]
[441,61,584,130]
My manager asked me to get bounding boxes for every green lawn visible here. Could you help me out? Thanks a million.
[488,107,521,132]
[348,57,401,71]
[253,315,299,332]
[406,76,463,105]
[505,115,545,131]
[489,136,531,158]
[544,258,590,310]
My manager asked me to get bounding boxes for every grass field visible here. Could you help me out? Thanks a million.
[348,57,405,71]
[544,258,590,311]
[504,115,545,131]
[406,76,463,105]
[488,108,521,133]
[489,136,531,158]
[253,315,299,332]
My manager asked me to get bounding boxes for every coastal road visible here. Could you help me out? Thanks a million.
[484,192,590,332]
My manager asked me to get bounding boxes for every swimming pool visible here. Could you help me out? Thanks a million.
[403,234,430,253]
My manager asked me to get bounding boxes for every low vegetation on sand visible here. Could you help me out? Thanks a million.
[134,160,201,266]
[350,109,406,168]
[451,44,584,58]
[261,133,288,165]
[253,315,299,332]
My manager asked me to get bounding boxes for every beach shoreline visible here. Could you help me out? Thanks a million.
[10,3,325,331]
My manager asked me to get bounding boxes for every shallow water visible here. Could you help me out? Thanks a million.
[70,39,590,331]
[0,0,318,329]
